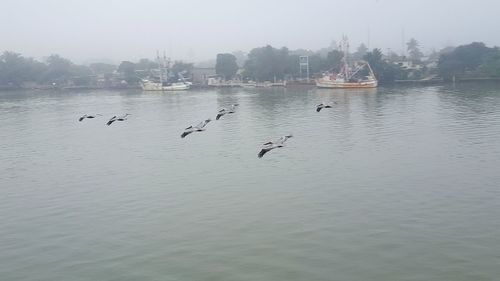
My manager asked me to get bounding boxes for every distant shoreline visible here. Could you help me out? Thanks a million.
[394,77,500,85]
[1,78,500,92]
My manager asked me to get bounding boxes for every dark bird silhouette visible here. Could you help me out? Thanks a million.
[78,114,102,121]
[106,114,130,126]
[258,135,293,158]
[181,119,212,138]
[316,102,337,112]
[216,108,227,120]
[216,104,239,120]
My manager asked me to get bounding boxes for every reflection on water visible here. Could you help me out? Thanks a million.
[1,84,500,281]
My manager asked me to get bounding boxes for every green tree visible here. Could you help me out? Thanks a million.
[215,53,239,80]
[172,61,194,80]
[438,55,463,80]
[407,38,423,62]
[117,61,138,83]
[243,45,287,81]
[477,48,500,77]
[325,50,344,72]
[364,48,404,83]
[364,48,383,67]
[307,54,325,75]
[438,42,493,80]
[284,54,300,78]
[246,45,273,81]
[352,43,368,61]
[41,54,74,83]
[275,47,290,79]
[0,51,45,86]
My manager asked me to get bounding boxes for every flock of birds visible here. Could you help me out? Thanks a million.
[78,102,336,158]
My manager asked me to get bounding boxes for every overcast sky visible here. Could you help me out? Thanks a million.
[2,0,499,64]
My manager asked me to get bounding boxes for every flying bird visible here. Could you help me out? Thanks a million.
[181,118,212,138]
[78,114,102,121]
[106,113,131,126]
[258,135,293,158]
[316,102,337,112]
[216,104,239,120]
[216,108,227,120]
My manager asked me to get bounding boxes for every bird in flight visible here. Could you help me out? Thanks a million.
[181,118,212,138]
[258,135,293,158]
[106,114,131,126]
[78,114,102,122]
[216,104,239,120]
[316,102,337,112]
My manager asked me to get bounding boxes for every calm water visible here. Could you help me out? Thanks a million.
[1,84,500,281]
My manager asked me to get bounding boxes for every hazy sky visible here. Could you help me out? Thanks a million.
[2,0,499,64]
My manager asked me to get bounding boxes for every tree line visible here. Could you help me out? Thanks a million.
[0,52,94,87]
[2,40,500,88]
[214,44,407,84]
[0,52,193,87]
[215,45,348,82]
[438,42,500,81]
[215,40,500,84]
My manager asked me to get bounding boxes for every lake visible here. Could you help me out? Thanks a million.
[1,84,500,281]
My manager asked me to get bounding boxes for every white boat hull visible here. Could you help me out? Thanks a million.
[141,81,190,91]
[316,79,378,88]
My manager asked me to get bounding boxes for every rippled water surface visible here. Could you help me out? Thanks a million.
[1,84,500,281]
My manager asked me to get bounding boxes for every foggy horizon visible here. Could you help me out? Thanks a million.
[2,0,500,64]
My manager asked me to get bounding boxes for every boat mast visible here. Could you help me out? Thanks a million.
[340,35,350,80]
[156,50,163,86]
[163,50,169,82]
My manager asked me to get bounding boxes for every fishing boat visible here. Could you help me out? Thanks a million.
[141,79,191,91]
[141,52,191,91]
[315,36,377,89]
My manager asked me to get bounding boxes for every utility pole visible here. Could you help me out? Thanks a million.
[401,28,406,57]
[299,56,309,82]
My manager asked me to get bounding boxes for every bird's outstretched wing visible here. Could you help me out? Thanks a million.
[202,120,210,128]
[216,113,224,120]
[79,115,86,122]
[181,131,192,138]
[258,144,278,158]
[316,107,322,112]
[106,116,117,126]
[258,148,271,158]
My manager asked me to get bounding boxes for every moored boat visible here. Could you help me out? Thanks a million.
[141,80,190,91]
[315,36,377,89]
[141,52,191,91]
